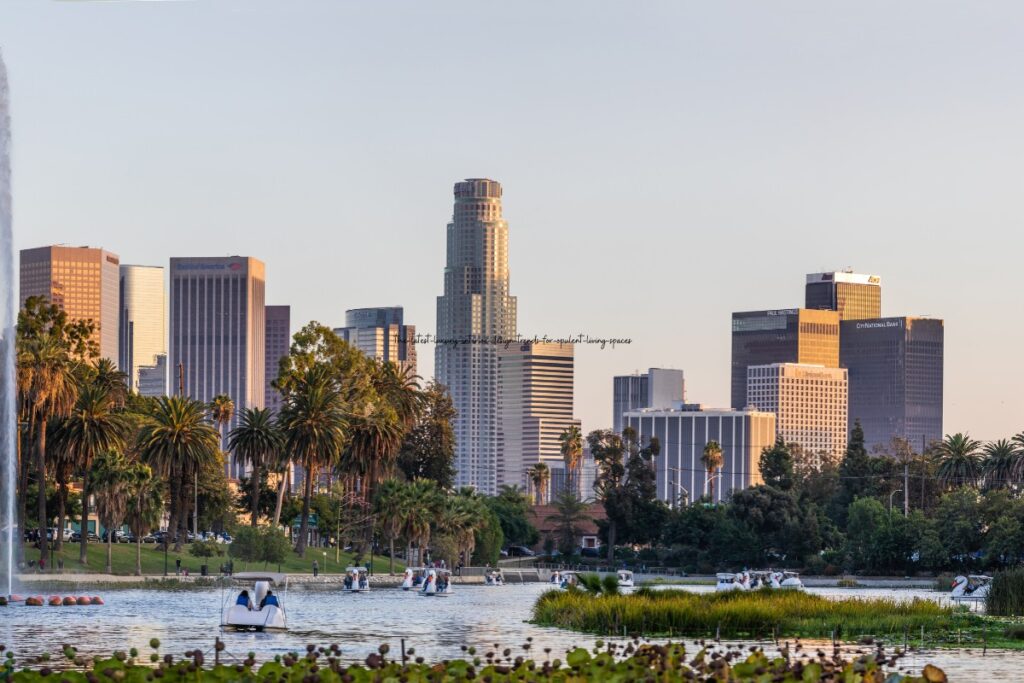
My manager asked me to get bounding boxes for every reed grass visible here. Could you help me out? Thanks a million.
[533,587,977,640]
[987,569,1024,616]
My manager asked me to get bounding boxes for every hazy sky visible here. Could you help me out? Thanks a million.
[2,1,1022,440]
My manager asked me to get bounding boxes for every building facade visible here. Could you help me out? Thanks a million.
[746,363,848,464]
[264,305,290,415]
[119,264,166,395]
[497,341,579,492]
[805,271,882,321]
[730,308,840,410]
[435,179,517,494]
[169,256,266,479]
[612,368,685,433]
[20,245,120,361]
[840,317,944,451]
[334,306,416,375]
[137,355,168,397]
[624,407,775,505]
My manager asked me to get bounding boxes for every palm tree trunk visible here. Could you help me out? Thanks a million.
[106,531,113,574]
[135,537,142,576]
[296,463,315,557]
[36,417,50,566]
[55,480,67,552]
[606,521,616,563]
[164,475,179,552]
[18,415,31,555]
[79,467,92,565]
[272,472,287,527]
[174,480,188,552]
[250,465,261,527]
[389,536,395,575]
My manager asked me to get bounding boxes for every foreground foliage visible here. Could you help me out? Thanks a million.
[1,640,948,683]
[533,588,981,641]
[988,568,1024,616]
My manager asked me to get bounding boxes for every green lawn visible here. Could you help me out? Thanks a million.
[22,542,403,576]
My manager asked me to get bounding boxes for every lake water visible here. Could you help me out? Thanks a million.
[1,583,1020,681]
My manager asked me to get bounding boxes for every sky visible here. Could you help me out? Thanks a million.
[1,1,1022,440]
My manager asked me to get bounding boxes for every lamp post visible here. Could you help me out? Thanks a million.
[666,467,690,509]
[889,489,903,516]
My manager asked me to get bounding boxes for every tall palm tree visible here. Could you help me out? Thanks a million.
[18,335,80,565]
[53,383,132,567]
[280,367,346,557]
[91,450,135,573]
[401,479,441,566]
[137,396,220,551]
[229,407,283,527]
[374,479,407,574]
[92,358,128,408]
[934,433,983,489]
[701,440,723,502]
[559,425,583,496]
[374,361,423,432]
[982,439,1020,490]
[125,464,163,576]
[527,462,551,505]
[344,408,404,502]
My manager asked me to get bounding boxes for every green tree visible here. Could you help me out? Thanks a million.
[471,506,504,566]
[832,420,873,527]
[982,439,1020,491]
[487,486,540,547]
[137,396,220,551]
[701,440,724,501]
[374,479,408,574]
[396,381,456,487]
[934,433,982,490]
[550,490,591,556]
[401,479,442,565]
[759,437,794,491]
[260,527,290,568]
[124,464,163,576]
[230,526,263,568]
[229,407,283,526]
[527,463,551,505]
[92,450,138,573]
[559,424,583,495]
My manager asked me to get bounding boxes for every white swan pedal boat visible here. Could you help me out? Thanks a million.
[419,568,453,596]
[221,572,288,631]
[343,566,370,593]
[951,575,991,602]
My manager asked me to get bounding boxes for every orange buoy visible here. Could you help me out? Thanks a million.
[62,596,77,606]
[9,594,24,602]
[90,596,104,605]
[76,596,90,605]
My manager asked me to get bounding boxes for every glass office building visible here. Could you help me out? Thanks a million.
[840,317,944,451]
[806,271,881,321]
[730,309,840,410]
[611,368,684,433]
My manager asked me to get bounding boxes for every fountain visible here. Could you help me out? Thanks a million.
[0,48,16,598]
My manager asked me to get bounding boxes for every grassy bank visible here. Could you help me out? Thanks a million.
[533,588,989,643]
[1,639,945,683]
[21,542,400,577]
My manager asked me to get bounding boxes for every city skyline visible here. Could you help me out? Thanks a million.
[2,2,1022,440]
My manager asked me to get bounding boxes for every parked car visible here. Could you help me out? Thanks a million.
[69,531,101,543]
[579,546,604,558]
[141,533,158,544]
[505,545,535,557]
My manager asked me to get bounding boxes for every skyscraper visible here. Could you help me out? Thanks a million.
[20,245,120,361]
[805,271,882,321]
[611,368,685,433]
[436,178,517,494]
[730,308,840,410]
[840,317,944,451]
[169,256,265,479]
[334,306,416,375]
[497,341,578,495]
[746,363,848,465]
[119,265,167,395]
[265,305,290,415]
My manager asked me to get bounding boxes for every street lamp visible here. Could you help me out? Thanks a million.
[666,467,690,509]
[889,489,903,516]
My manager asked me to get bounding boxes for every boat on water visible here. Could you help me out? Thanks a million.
[400,567,425,591]
[485,569,505,586]
[419,568,453,596]
[221,572,287,631]
[715,572,751,591]
[558,571,579,590]
[951,575,991,602]
[617,569,635,589]
[343,566,370,593]
[777,570,804,590]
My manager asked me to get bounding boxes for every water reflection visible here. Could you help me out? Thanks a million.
[0,583,1017,682]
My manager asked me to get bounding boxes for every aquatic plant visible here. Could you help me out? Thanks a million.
[532,587,981,641]
[0,639,947,683]
[987,569,1024,616]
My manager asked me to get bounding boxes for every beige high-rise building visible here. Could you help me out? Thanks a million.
[746,363,848,465]
[436,179,517,494]
[334,307,416,376]
[497,341,578,495]
[169,257,265,480]
[20,245,120,361]
[119,265,167,395]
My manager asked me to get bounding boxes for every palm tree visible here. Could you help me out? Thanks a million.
[92,358,128,408]
[374,479,407,574]
[982,439,1020,490]
[550,489,591,556]
[401,479,441,566]
[280,367,346,557]
[559,425,583,496]
[344,408,404,502]
[52,384,130,566]
[437,493,480,569]
[374,361,423,432]
[18,335,80,565]
[527,463,551,505]
[125,464,163,576]
[701,440,723,502]
[137,396,220,551]
[229,407,283,527]
[92,450,135,573]
[934,433,983,489]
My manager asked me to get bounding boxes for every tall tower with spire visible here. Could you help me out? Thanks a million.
[436,179,517,494]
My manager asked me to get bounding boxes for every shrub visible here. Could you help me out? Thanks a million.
[189,540,223,559]
[987,569,1024,616]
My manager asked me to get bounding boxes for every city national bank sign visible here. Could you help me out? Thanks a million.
[174,262,244,272]
[855,319,903,330]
